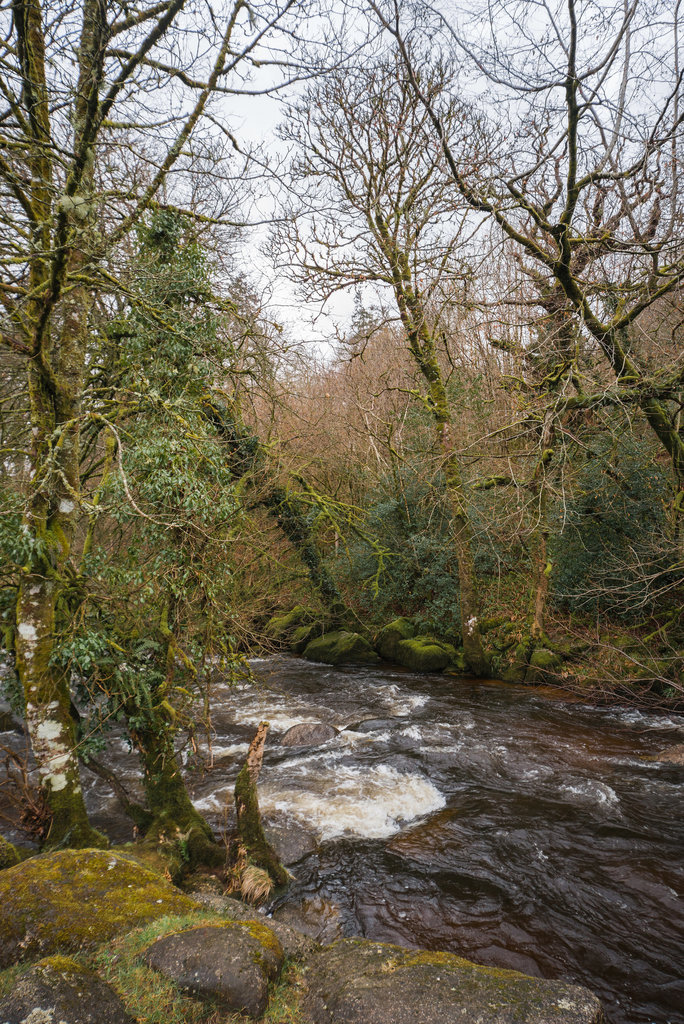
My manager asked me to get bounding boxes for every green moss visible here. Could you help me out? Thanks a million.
[0,848,197,968]
[0,835,21,870]
[261,961,306,1024]
[302,630,379,666]
[290,623,322,654]
[94,913,285,1024]
[395,637,450,672]
[375,618,416,661]
[264,606,315,642]
[529,648,562,670]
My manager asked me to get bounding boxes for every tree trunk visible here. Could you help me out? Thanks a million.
[234,722,288,887]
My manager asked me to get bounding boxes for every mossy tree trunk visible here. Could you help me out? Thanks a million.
[130,717,223,872]
[12,0,107,848]
[203,396,350,623]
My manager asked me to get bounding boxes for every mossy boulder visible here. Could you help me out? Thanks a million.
[445,646,469,674]
[0,835,21,870]
[290,622,323,654]
[301,938,605,1024]
[0,848,198,968]
[529,648,563,671]
[142,920,284,1019]
[395,637,451,673]
[264,605,315,643]
[375,618,416,661]
[302,631,379,666]
[0,955,134,1024]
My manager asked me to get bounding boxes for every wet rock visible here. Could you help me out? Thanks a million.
[345,717,401,733]
[0,848,197,968]
[375,618,416,661]
[395,637,451,673]
[654,743,684,765]
[0,955,134,1024]
[303,631,379,667]
[281,722,338,747]
[273,895,344,944]
[263,817,318,865]
[141,921,284,1019]
[301,939,605,1024]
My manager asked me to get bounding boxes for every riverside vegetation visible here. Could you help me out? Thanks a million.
[0,1,683,1022]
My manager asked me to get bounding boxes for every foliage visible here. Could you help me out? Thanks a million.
[550,430,676,618]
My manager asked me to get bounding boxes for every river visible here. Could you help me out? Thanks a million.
[2,655,683,1023]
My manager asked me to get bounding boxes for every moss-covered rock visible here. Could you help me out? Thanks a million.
[0,835,21,870]
[528,648,563,672]
[290,622,323,654]
[302,631,379,666]
[264,605,315,642]
[141,920,284,1019]
[0,955,134,1024]
[0,848,198,968]
[301,938,605,1024]
[395,637,451,673]
[375,618,416,661]
[445,646,468,674]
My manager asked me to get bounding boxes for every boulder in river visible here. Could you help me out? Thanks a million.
[0,848,196,968]
[375,618,416,661]
[303,631,379,666]
[0,955,135,1024]
[395,636,454,672]
[301,939,605,1024]
[141,921,284,1018]
[263,815,318,864]
[281,722,339,747]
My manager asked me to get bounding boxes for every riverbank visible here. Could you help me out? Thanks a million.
[0,847,606,1024]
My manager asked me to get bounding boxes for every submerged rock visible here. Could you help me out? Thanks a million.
[302,631,379,666]
[375,618,416,661]
[142,921,284,1019]
[654,743,684,765]
[0,955,134,1024]
[301,939,605,1024]
[0,848,196,968]
[281,722,338,747]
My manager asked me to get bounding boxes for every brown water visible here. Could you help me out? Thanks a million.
[2,656,683,1023]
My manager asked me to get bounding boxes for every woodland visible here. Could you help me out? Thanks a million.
[0,0,683,885]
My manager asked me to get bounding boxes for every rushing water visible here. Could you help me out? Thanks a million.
[2,656,683,1023]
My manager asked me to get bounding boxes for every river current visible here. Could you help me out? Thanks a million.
[2,656,683,1023]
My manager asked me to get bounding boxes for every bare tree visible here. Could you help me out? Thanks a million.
[375,0,684,579]
[274,50,494,672]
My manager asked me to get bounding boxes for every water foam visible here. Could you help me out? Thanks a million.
[259,763,446,840]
